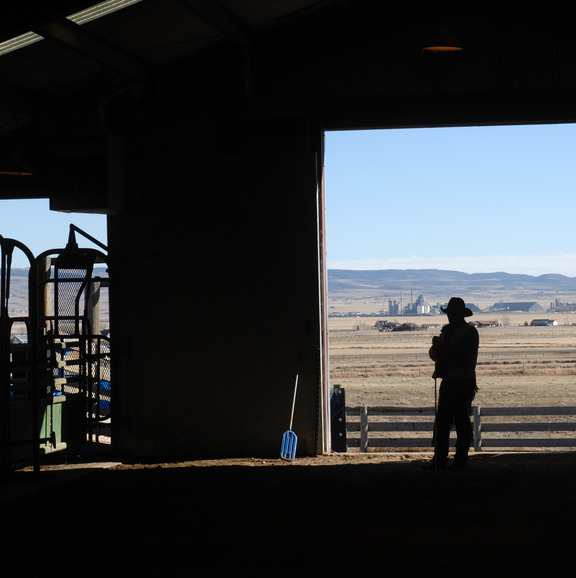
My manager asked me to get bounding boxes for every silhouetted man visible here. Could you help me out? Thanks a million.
[426,297,479,470]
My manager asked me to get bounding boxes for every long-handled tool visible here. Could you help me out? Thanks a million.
[433,376,438,472]
[280,369,299,461]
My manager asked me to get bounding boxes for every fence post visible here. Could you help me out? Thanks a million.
[473,405,482,452]
[360,406,368,453]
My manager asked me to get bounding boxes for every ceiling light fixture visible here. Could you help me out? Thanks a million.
[67,0,143,25]
[0,153,33,176]
[0,0,144,56]
[422,30,464,52]
[0,32,43,56]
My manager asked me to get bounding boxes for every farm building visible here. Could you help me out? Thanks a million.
[471,320,501,328]
[491,302,545,312]
[530,319,558,326]
[3,2,576,575]
[0,0,575,468]
[440,301,481,314]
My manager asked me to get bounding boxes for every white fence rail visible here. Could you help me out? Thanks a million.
[345,406,576,452]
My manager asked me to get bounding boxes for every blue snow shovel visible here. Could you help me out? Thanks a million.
[280,370,299,461]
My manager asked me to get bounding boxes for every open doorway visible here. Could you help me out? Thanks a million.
[1,200,109,472]
[324,124,576,452]
[1,199,107,266]
[0,198,109,335]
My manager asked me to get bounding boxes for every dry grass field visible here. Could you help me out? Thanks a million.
[328,311,576,409]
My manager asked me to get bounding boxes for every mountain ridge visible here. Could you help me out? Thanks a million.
[327,268,576,300]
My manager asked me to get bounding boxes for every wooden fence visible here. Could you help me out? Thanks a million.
[345,406,576,452]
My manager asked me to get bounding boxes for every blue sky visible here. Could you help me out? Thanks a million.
[325,124,576,277]
[2,123,576,275]
[1,199,107,267]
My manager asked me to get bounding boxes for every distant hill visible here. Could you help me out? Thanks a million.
[327,269,576,311]
[327,269,576,295]
[4,267,576,314]
[2,267,109,316]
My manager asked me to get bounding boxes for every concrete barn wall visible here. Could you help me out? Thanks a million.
[108,117,325,459]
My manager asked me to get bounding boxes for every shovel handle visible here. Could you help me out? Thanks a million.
[289,373,299,430]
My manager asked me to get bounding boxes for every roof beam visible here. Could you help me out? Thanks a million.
[33,18,152,83]
[176,0,254,50]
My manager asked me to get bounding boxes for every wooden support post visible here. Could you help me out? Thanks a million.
[473,405,482,452]
[360,406,368,453]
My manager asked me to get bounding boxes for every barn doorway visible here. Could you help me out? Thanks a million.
[1,201,109,473]
[324,124,576,453]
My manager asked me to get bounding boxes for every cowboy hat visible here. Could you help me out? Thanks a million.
[441,297,473,317]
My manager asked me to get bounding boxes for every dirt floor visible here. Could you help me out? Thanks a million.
[3,316,576,576]
[3,448,576,577]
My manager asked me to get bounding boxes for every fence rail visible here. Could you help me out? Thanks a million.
[345,406,576,452]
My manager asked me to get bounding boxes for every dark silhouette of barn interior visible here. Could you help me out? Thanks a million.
[4,0,576,463]
[3,2,576,575]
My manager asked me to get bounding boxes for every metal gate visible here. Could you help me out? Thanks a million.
[1,225,109,476]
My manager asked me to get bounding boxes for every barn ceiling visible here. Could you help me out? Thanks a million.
[0,0,331,133]
[0,0,335,195]
[0,0,575,198]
